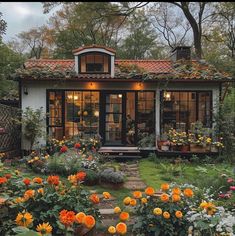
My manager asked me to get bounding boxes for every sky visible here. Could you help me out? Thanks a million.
[0,2,59,42]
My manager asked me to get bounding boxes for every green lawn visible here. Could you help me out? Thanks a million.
[139,157,234,190]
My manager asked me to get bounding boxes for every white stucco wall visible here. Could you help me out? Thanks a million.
[21,80,220,149]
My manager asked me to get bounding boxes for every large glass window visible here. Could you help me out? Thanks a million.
[48,91,63,140]
[80,53,110,73]
[137,91,155,144]
[65,91,99,138]
[161,91,212,133]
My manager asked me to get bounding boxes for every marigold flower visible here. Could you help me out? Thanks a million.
[15,170,20,175]
[200,201,207,208]
[0,177,7,185]
[175,211,183,218]
[160,193,169,202]
[116,222,127,235]
[60,145,68,153]
[59,210,75,227]
[15,211,33,227]
[114,207,121,214]
[103,192,111,199]
[183,188,194,198]
[163,211,170,219]
[145,187,155,196]
[83,215,95,229]
[4,173,11,179]
[24,189,35,200]
[108,226,116,234]
[172,194,181,202]
[23,178,31,186]
[123,196,131,205]
[133,191,142,199]
[33,177,43,184]
[141,198,147,204]
[119,212,129,221]
[172,187,181,195]
[74,143,81,149]
[153,208,162,216]
[36,222,52,235]
[89,194,100,204]
[14,197,25,204]
[68,175,77,185]
[38,188,44,195]
[161,183,170,191]
[76,171,86,181]
[75,212,86,224]
[130,199,137,206]
[47,175,60,186]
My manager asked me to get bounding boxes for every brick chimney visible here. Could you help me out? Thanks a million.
[171,46,191,61]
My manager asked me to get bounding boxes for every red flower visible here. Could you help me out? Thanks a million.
[74,143,81,149]
[5,174,12,179]
[47,175,60,185]
[60,146,68,153]
[227,178,234,183]
[230,186,235,191]
[87,156,93,161]
[0,177,7,185]
[218,193,231,199]
[76,172,86,181]
[23,178,31,186]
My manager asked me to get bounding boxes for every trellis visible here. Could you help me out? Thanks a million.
[0,103,21,158]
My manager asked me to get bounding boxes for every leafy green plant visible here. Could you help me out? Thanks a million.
[138,133,155,148]
[99,168,125,184]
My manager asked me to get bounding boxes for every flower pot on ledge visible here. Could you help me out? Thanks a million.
[171,144,182,151]
[181,144,190,152]
[190,144,206,153]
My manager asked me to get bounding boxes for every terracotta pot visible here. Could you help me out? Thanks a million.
[161,145,170,151]
[181,145,190,152]
[190,144,206,153]
[171,144,182,151]
[157,140,167,149]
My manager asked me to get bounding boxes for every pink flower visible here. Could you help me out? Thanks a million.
[229,186,235,191]
[227,178,234,183]
[218,193,231,199]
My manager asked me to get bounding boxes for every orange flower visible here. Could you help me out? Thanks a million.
[68,175,77,185]
[119,212,129,221]
[75,212,86,224]
[74,143,81,149]
[103,192,111,199]
[116,222,127,235]
[133,191,142,199]
[37,188,44,195]
[172,187,181,195]
[23,178,31,186]
[108,226,116,234]
[0,177,7,184]
[60,145,68,153]
[33,177,43,184]
[89,194,100,204]
[145,187,155,196]
[183,188,194,198]
[160,193,169,202]
[163,211,170,219]
[59,210,75,227]
[123,197,131,205]
[161,183,170,191]
[175,211,183,218]
[15,211,33,227]
[172,194,181,202]
[114,207,121,214]
[130,199,137,206]
[24,189,35,200]
[76,172,86,181]
[47,175,60,186]
[83,215,95,229]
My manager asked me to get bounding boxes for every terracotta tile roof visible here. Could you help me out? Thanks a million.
[73,44,116,54]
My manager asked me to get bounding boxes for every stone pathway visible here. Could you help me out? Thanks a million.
[121,162,148,190]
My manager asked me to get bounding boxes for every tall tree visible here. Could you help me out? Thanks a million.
[0,12,7,39]
[117,10,159,59]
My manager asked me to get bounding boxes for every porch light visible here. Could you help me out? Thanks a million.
[67,94,73,100]
[164,92,171,101]
[74,95,78,100]
[118,94,122,98]
[94,110,99,117]
[23,87,28,95]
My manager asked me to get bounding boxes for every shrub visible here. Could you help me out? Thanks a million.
[99,168,125,184]
[84,169,99,186]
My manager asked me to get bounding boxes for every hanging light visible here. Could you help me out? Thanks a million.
[164,92,171,101]
[94,111,99,117]
[118,94,122,98]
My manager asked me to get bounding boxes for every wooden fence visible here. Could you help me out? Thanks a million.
[0,103,21,158]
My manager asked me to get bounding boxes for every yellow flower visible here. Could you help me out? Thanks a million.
[24,189,35,200]
[200,201,207,208]
[38,188,44,195]
[36,222,52,235]
[175,211,183,218]
[103,192,111,199]
[68,175,77,185]
[114,207,121,214]
[14,197,25,204]
[130,199,137,206]
[15,211,33,227]
[153,208,162,216]
[15,170,20,175]
[163,211,170,219]
[108,226,116,234]
[141,198,147,204]
[123,197,131,205]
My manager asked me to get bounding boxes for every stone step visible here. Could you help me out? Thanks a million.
[99,208,115,216]
[125,163,139,168]
[123,181,147,190]
[126,172,140,177]
[125,167,139,172]
[126,176,143,181]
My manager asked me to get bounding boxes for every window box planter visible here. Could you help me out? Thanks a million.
[161,145,170,151]
[181,144,190,152]
[171,144,183,151]
[190,144,206,152]
[210,144,219,153]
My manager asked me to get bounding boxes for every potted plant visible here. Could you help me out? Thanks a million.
[211,141,224,153]
[161,140,171,151]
